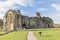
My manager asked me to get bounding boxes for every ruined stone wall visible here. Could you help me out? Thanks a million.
[29,17,36,28]
[29,17,45,28]
[21,16,29,28]
[3,9,53,31]
[3,10,21,31]
[42,17,53,28]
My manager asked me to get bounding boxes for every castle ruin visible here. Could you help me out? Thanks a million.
[3,9,53,31]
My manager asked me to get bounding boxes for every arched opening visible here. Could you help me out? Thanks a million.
[48,24,50,28]
[22,23,26,29]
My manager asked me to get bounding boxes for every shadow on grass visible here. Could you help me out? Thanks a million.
[39,35,52,37]
[0,32,9,36]
[42,35,52,37]
[46,35,52,37]
[0,31,14,36]
[38,32,52,37]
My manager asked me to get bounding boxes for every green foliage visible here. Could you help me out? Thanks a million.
[0,19,3,26]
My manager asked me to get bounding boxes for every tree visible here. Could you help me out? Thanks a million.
[0,19,3,26]
[0,19,3,29]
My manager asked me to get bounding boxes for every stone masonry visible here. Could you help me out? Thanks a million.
[3,9,53,31]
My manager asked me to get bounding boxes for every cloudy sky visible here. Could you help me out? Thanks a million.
[0,0,60,24]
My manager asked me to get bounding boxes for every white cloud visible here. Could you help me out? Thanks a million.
[13,0,34,6]
[21,10,27,14]
[47,12,60,24]
[0,0,34,19]
[51,3,60,23]
[51,4,60,11]
[37,8,48,11]
[0,0,34,9]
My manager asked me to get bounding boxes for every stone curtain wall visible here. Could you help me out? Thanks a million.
[3,9,53,31]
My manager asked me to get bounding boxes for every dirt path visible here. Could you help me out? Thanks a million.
[27,31,37,40]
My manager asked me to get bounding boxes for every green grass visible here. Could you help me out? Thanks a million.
[0,28,60,40]
[33,28,60,40]
[0,30,28,40]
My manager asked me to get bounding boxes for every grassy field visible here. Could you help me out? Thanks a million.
[33,28,60,40]
[0,30,28,40]
[0,28,60,40]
